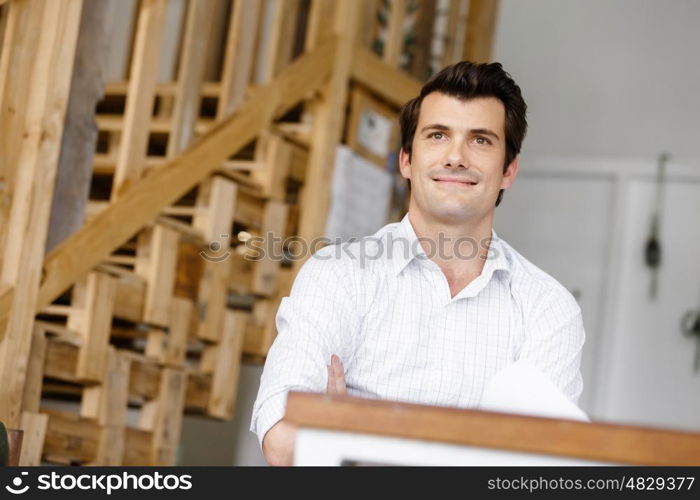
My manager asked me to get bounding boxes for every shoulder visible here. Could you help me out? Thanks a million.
[498,237,581,321]
[303,220,401,275]
[292,221,400,293]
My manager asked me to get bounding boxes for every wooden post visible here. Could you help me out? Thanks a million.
[217,0,261,119]
[409,0,436,79]
[295,0,360,269]
[166,0,215,157]
[260,0,301,84]
[305,0,335,50]
[252,200,288,296]
[441,0,464,68]
[18,411,47,466]
[111,0,167,200]
[463,0,500,63]
[193,176,236,342]
[147,368,187,465]
[251,131,292,200]
[81,348,130,465]
[383,0,407,68]
[67,271,117,381]
[145,296,192,367]
[207,310,246,419]
[0,0,83,428]
[135,224,179,327]
[20,324,47,413]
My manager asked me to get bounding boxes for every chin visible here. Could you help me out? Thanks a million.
[430,206,477,223]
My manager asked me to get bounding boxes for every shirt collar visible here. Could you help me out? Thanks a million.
[390,213,511,293]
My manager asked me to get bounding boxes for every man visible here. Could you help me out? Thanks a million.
[250,61,585,466]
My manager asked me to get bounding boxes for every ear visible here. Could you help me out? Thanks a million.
[398,147,412,180]
[500,155,519,190]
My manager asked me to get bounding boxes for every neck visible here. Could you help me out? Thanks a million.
[407,208,494,289]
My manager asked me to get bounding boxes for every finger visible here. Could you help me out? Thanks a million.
[326,364,333,393]
[331,355,346,395]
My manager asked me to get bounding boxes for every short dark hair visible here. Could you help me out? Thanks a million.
[398,61,527,206]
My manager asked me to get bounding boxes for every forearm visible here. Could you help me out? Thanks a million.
[262,419,299,466]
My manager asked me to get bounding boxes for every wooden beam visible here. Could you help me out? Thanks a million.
[94,426,125,465]
[0,0,48,272]
[196,260,229,343]
[21,324,47,412]
[216,0,262,119]
[18,411,47,466]
[407,0,435,80]
[383,0,406,68]
[295,2,359,264]
[441,0,464,68]
[166,0,215,157]
[261,0,300,84]
[305,0,334,50]
[111,0,167,200]
[463,0,500,63]
[184,370,211,412]
[193,176,237,243]
[112,267,146,323]
[193,176,236,343]
[104,80,220,98]
[207,310,246,419]
[145,296,192,367]
[151,368,187,465]
[251,132,292,200]
[122,426,153,466]
[80,348,130,427]
[244,267,293,356]
[252,200,288,296]
[42,408,100,464]
[29,38,337,324]
[217,0,261,118]
[351,45,422,109]
[0,0,83,428]
[67,271,117,382]
[135,224,179,327]
[356,0,379,50]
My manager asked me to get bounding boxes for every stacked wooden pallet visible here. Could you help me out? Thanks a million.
[27,0,309,465]
[0,0,497,466]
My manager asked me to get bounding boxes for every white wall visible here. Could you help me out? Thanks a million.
[492,0,700,167]
[492,0,700,431]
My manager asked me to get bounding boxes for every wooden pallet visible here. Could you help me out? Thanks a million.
[0,0,497,465]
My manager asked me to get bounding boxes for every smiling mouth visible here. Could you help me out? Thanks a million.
[434,178,478,186]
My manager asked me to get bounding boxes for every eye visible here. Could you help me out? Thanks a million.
[429,132,445,140]
[474,136,492,145]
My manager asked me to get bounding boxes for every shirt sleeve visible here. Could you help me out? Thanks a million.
[249,246,360,448]
[517,287,586,405]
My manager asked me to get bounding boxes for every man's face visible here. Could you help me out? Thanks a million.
[399,92,519,224]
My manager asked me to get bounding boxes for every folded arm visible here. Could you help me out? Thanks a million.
[250,249,358,465]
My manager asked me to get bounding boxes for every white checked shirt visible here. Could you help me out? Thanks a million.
[250,213,585,446]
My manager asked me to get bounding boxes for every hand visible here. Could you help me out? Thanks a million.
[326,354,347,395]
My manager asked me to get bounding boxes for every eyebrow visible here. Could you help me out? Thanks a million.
[420,123,501,142]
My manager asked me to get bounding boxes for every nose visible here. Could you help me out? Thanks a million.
[444,139,467,169]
